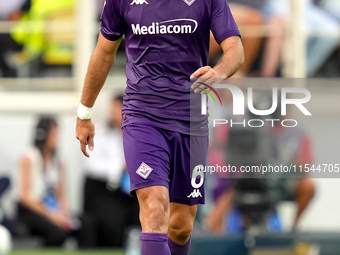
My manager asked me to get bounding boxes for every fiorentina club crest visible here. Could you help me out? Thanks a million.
[136,162,153,179]
[183,0,196,6]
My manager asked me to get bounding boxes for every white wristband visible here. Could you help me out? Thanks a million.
[77,103,92,120]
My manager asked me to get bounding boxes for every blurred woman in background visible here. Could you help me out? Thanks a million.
[17,116,76,246]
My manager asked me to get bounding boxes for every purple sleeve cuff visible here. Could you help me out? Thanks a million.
[214,30,241,45]
[100,28,122,41]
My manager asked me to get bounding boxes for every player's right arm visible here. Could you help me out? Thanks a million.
[76,34,122,157]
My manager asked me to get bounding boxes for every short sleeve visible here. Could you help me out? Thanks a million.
[210,0,241,44]
[100,0,125,41]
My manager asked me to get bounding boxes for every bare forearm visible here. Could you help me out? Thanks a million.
[213,36,244,78]
[21,198,51,220]
[59,196,68,215]
[76,34,122,157]
[80,49,115,107]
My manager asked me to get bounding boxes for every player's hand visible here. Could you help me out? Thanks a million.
[190,66,220,94]
[75,118,95,157]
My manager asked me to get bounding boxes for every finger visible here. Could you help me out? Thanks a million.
[200,77,217,93]
[199,69,217,80]
[194,77,216,93]
[190,66,211,79]
[191,67,216,91]
[80,140,89,158]
[191,77,204,90]
[192,75,213,91]
[194,82,210,94]
[88,134,94,152]
[196,73,218,94]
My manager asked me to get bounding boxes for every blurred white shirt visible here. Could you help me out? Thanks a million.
[83,122,125,184]
[17,146,61,202]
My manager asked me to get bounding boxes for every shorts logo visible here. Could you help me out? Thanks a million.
[187,189,202,198]
[183,0,196,6]
[136,162,153,179]
[131,0,149,5]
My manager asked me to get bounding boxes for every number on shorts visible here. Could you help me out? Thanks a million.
[191,164,204,189]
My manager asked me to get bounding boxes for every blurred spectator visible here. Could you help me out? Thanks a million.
[82,95,139,248]
[0,0,31,77]
[261,0,339,77]
[209,0,265,77]
[210,0,340,77]
[303,0,339,76]
[259,0,288,77]
[309,0,340,75]
[270,115,315,229]
[10,0,76,76]
[205,99,315,233]
[17,116,85,246]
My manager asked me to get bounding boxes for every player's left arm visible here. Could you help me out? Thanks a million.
[191,36,244,92]
[213,36,244,78]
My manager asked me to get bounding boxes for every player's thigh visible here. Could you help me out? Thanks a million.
[122,124,171,194]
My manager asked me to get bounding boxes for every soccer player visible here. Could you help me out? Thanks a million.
[76,0,244,254]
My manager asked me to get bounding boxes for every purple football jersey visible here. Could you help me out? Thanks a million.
[101,0,240,136]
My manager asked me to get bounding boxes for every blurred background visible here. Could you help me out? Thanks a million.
[0,0,340,254]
